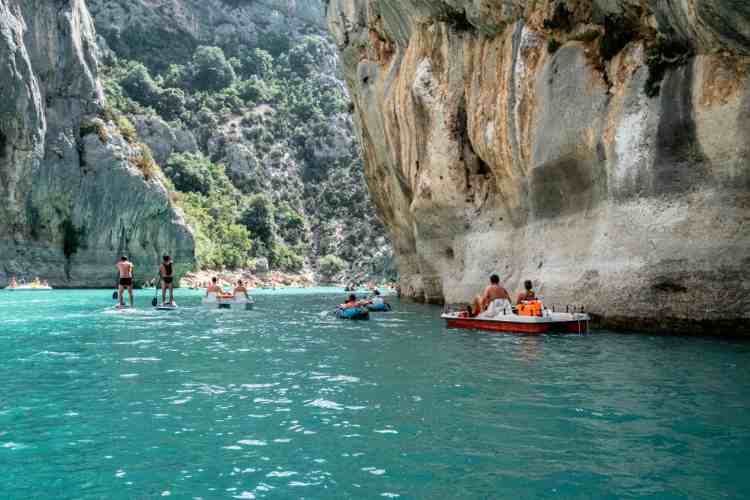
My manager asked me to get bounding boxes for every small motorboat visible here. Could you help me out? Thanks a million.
[367,302,392,312]
[202,294,255,310]
[336,306,370,320]
[441,310,590,334]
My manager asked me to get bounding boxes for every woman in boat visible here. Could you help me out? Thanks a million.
[516,280,536,304]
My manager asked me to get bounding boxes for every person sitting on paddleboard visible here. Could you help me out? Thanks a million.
[116,256,135,308]
[159,255,175,306]
[516,280,536,304]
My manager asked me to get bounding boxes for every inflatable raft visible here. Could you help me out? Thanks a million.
[367,302,391,312]
[202,294,255,310]
[441,310,590,334]
[336,306,370,320]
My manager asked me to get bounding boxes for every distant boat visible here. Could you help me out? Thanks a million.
[5,284,53,291]
[202,293,255,310]
[336,306,370,320]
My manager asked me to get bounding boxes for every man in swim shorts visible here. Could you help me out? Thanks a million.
[116,256,135,308]
[159,255,175,306]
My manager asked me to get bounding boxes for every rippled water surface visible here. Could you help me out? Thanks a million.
[1,289,750,499]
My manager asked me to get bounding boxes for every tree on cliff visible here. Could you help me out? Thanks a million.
[164,153,231,196]
[190,46,236,92]
[240,194,276,248]
[319,254,345,280]
[121,62,160,107]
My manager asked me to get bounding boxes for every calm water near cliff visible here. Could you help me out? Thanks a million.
[1,288,749,499]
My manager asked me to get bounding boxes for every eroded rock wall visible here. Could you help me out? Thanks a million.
[328,0,750,333]
[0,0,194,287]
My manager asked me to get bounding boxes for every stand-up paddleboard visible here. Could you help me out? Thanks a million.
[110,304,136,313]
[154,303,178,311]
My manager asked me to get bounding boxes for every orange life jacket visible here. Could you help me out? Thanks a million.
[517,300,543,317]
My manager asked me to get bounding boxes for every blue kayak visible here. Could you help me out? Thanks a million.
[367,302,392,312]
[336,307,370,320]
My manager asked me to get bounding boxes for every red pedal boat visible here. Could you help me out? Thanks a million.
[441,311,591,334]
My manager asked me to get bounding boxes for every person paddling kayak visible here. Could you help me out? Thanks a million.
[159,255,175,306]
[116,256,135,308]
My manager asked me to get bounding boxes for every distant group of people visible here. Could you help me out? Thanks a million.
[467,275,538,318]
[116,255,254,307]
[340,289,385,309]
[205,276,251,300]
[7,276,50,288]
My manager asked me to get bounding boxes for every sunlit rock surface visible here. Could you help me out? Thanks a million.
[328,0,750,332]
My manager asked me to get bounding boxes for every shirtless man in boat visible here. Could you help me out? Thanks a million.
[470,274,511,316]
[116,256,135,308]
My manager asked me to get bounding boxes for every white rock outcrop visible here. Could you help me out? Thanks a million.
[328,0,750,333]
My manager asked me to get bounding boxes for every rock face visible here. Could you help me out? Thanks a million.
[85,0,394,280]
[88,0,327,70]
[0,0,194,287]
[328,0,750,333]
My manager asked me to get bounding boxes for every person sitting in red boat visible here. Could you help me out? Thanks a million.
[516,280,537,304]
[516,280,544,317]
[468,274,512,317]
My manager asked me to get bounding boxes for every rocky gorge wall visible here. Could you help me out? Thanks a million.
[328,0,750,333]
[84,0,394,281]
[0,0,194,287]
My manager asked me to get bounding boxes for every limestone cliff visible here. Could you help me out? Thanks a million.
[0,0,194,287]
[328,0,750,333]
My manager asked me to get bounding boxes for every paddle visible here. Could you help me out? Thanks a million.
[152,276,160,307]
[112,274,119,300]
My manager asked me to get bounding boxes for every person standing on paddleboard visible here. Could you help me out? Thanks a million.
[116,256,135,308]
[159,255,175,306]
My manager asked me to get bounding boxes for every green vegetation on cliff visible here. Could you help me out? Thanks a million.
[99,17,395,281]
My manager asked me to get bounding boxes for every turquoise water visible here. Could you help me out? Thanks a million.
[1,289,750,499]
